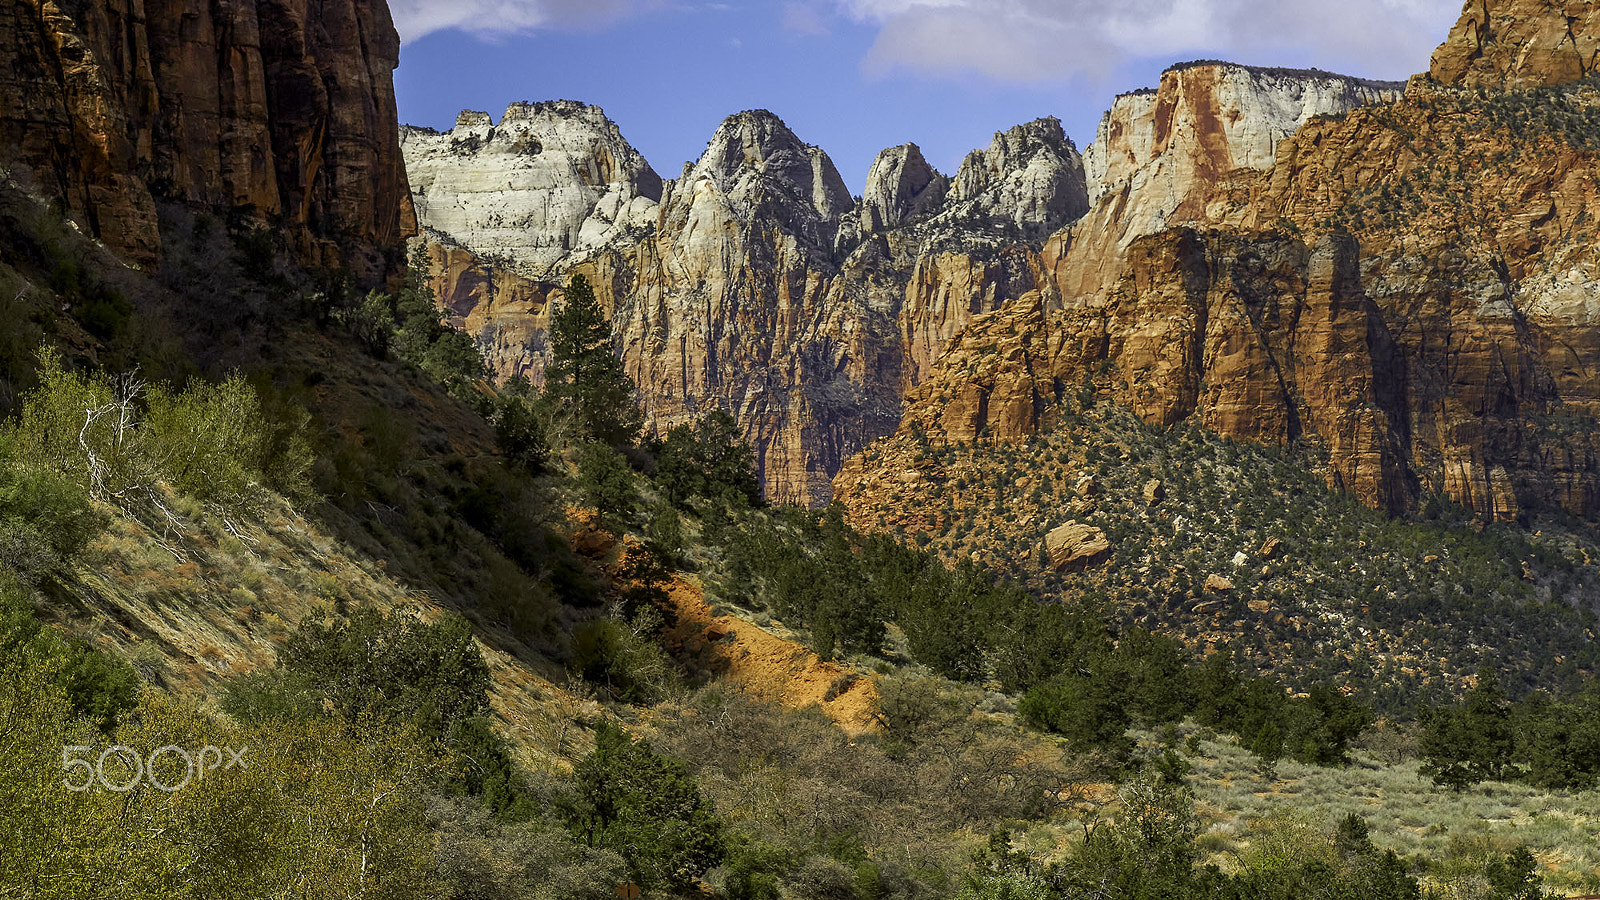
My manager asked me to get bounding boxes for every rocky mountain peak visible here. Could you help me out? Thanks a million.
[942,117,1089,239]
[1431,0,1600,88]
[687,109,854,238]
[860,143,948,233]
[401,100,661,276]
[1084,62,1402,206]
[454,109,494,131]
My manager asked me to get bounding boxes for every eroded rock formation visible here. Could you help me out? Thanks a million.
[408,107,1086,503]
[839,0,1600,524]
[0,0,413,280]
[1430,0,1600,88]
[403,102,662,277]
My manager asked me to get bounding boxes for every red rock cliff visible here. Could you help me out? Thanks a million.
[0,0,413,281]
[840,0,1600,524]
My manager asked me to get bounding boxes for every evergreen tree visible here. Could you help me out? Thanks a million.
[566,719,724,889]
[548,275,643,448]
[656,409,762,507]
[577,442,639,533]
[1420,664,1517,789]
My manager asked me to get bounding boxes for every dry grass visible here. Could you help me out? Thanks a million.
[1143,725,1600,894]
[41,487,593,772]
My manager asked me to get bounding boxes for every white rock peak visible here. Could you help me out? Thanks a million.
[401,100,663,277]
[1084,63,1404,208]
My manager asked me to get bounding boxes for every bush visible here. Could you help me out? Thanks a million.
[570,616,675,704]
[4,348,315,514]
[0,454,103,584]
[564,719,724,890]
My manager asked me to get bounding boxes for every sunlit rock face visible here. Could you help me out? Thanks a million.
[402,101,663,278]
[408,106,1089,504]
[843,1,1600,525]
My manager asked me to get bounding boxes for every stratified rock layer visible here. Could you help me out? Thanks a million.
[840,0,1600,524]
[1056,63,1402,303]
[0,0,413,281]
[409,107,1088,504]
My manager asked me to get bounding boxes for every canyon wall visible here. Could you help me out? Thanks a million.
[0,0,413,281]
[840,1,1600,523]
[408,107,1086,503]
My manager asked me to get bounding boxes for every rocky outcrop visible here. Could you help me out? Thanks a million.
[423,236,555,381]
[1430,0,1600,88]
[1044,521,1111,572]
[839,0,1600,524]
[403,102,662,277]
[0,0,413,281]
[937,118,1087,240]
[410,107,1085,504]
[1051,63,1401,304]
[860,143,946,233]
[1084,65,1403,209]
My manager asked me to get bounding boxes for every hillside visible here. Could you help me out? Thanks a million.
[3,0,1600,898]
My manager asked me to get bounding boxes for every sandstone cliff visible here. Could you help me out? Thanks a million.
[0,0,413,280]
[409,107,1086,503]
[839,0,1600,525]
[403,102,662,276]
[1051,63,1401,303]
[1430,0,1600,88]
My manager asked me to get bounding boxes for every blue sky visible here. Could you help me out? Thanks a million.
[394,0,1462,192]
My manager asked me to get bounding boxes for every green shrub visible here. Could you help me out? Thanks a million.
[564,719,724,890]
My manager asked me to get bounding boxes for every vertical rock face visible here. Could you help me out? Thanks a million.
[1084,65,1403,208]
[402,102,662,276]
[0,0,412,281]
[1430,0,1600,88]
[840,0,1600,524]
[410,106,1089,504]
[860,143,947,233]
[1053,63,1402,304]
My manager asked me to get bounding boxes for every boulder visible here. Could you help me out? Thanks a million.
[1204,574,1236,593]
[1044,522,1111,572]
[1143,478,1165,505]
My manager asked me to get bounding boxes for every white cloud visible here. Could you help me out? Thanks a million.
[391,0,663,41]
[781,1,832,36]
[832,0,1461,82]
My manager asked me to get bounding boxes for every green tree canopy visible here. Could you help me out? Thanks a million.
[565,719,724,889]
[548,275,643,448]
[656,409,762,508]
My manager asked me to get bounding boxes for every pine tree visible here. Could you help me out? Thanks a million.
[547,275,643,448]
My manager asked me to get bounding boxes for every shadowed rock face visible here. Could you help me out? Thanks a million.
[0,0,413,281]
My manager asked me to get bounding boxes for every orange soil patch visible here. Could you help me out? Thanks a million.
[660,575,880,735]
